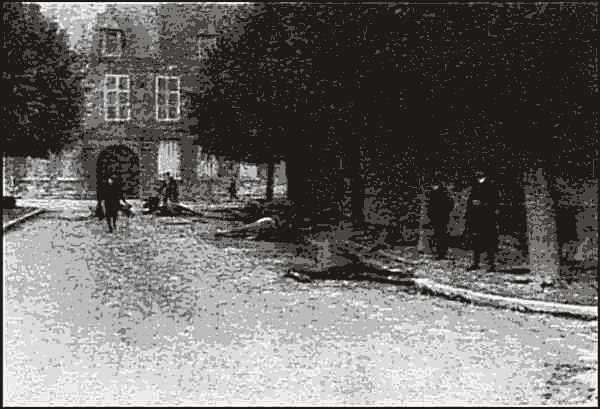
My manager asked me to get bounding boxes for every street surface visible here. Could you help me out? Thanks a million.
[3,210,598,405]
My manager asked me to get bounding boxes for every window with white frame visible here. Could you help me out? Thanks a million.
[60,149,79,178]
[101,29,123,57]
[156,76,180,121]
[158,140,181,179]
[196,147,218,177]
[104,74,130,121]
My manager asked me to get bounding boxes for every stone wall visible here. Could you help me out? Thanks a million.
[4,143,286,202]
[4,145,88,199]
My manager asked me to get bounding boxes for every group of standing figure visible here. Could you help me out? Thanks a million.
[95,173,180,232]
[95,169,500,270]
[158,172,179,206]
[426,169,499,272]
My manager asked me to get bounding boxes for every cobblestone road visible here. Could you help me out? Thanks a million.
[3,210,598,405]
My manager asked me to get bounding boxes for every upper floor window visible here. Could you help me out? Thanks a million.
[101,29,123,57]
[104,74,130,121]
[156,75,180,121]
[198,35,217,60]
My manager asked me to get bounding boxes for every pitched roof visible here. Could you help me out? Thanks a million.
[36,2,107,51]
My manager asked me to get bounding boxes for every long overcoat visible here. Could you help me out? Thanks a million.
[465,178,499,242]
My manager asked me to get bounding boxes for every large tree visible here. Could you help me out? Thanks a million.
[191,3,596,209]
[2,2,84,158]
[191,3,394,207]
[397,3,597,179]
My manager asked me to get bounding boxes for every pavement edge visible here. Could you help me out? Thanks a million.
[411,277,598,321]
[2,209,45,232]
[351,240,597,321]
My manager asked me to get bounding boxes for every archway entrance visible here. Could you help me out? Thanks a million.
[96,145,140,198]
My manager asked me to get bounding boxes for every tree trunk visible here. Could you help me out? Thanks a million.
[417,191,432,254]
[2,154,7,197]
[523,167,560,283]
[266,159,275,202]
[207,178,214,202]
[286,150,305,205]
[350,138,364,224]
[286,153,297,202]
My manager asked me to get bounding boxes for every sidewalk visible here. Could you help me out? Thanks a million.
[369,244,598,307]
[347,240,598,320]
[290,221,597,319]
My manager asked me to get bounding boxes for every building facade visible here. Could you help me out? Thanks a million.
[4,3,286,201]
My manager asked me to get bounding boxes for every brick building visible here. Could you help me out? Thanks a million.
[3,3,285,200]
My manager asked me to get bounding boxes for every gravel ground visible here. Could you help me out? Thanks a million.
[4,210,597,405]
[168,201,599,307]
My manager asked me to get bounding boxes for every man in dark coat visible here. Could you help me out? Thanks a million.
[229,176,238,201]
[427,182,454,259]
[167,173,179,204]
[102,176,125,232]
[465,169,499,271]
[159,173,169,207]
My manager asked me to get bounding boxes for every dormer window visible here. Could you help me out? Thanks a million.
[197,23,217,61]
[198,36,217,60]
[101,29,123,57]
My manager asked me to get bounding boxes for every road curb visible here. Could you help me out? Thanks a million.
[2,208,45,232]
[294,260,597,320]
[349,241,598,321]
[412,278,598,321]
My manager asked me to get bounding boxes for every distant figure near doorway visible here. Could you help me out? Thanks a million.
[159,173,169,206]
[158,172,179,206]
[229,177,238,201]
[101,176,130,232]
[164,172,179,204]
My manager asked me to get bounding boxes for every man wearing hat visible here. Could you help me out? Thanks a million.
[102,175,127,232]
[465,169,500,272]
[427,179,454,259]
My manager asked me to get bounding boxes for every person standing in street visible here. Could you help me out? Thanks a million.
[465,169,500,272]
[427,181,454,259]
[159,173,169,207]
[167,173,179,204]
[229,176,238,201]
[95,193,105,221]
[102,176,126,233]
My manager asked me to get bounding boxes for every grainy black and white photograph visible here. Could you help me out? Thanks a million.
[2,1,598,406]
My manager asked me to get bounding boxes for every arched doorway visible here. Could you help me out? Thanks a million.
[96,145,140,198]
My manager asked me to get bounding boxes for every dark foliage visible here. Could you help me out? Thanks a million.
[2,2,84,158]
[190,3,597,178]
